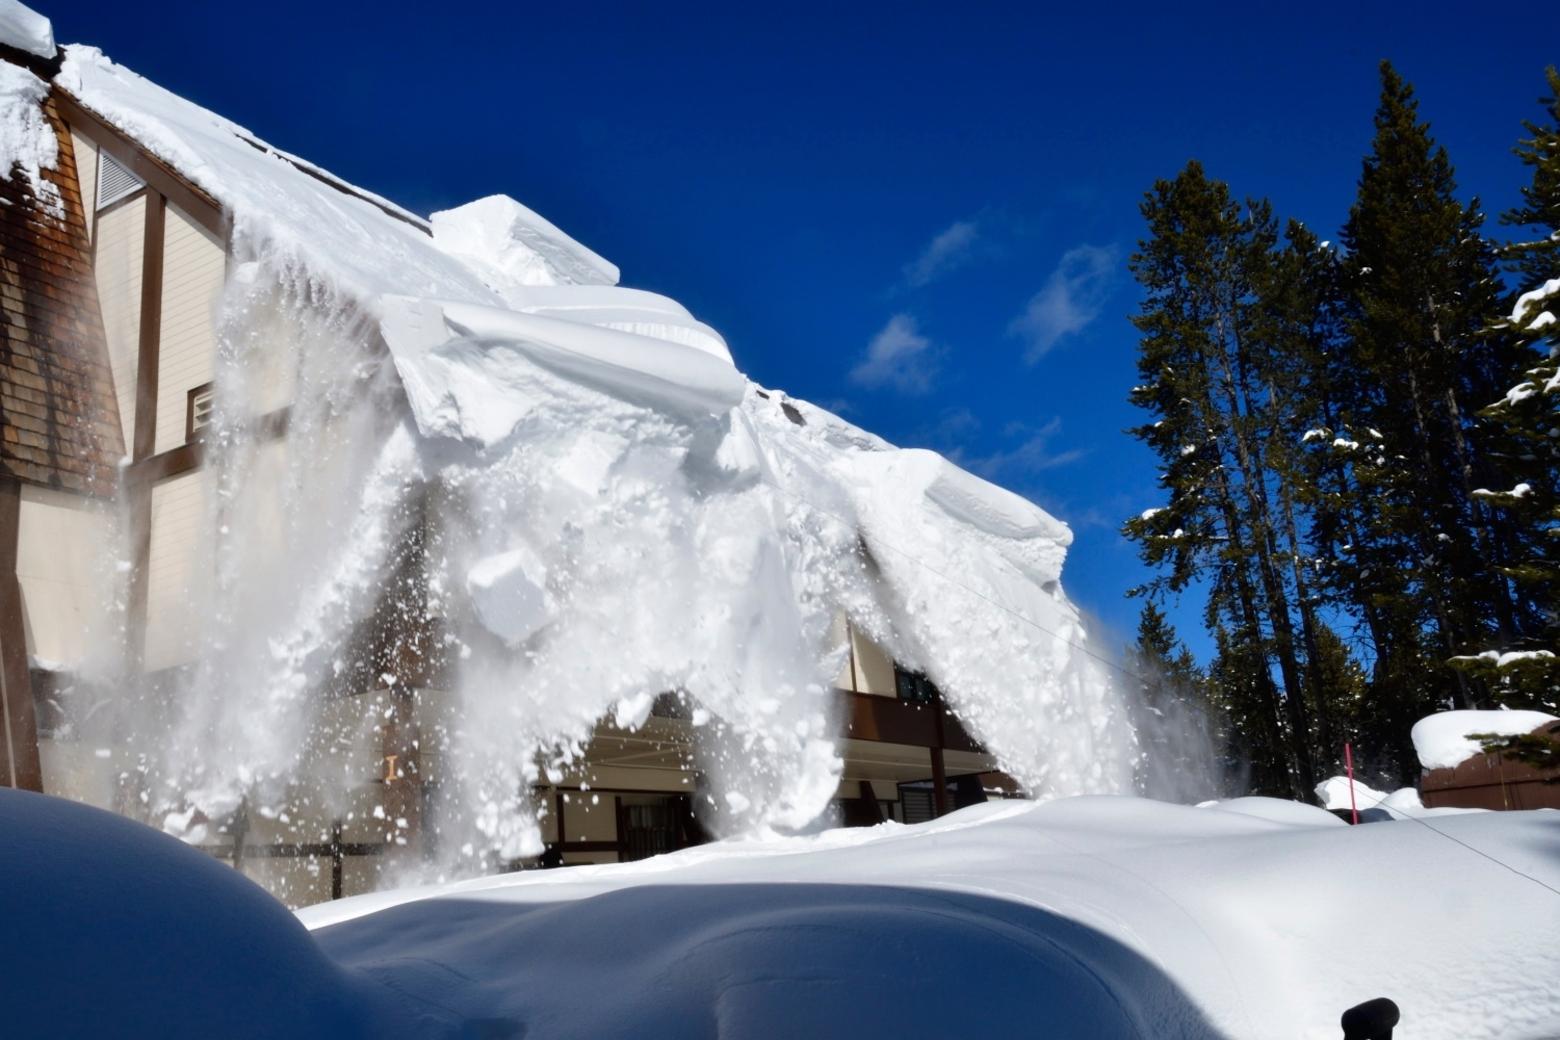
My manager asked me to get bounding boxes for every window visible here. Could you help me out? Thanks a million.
[893,665,941,704]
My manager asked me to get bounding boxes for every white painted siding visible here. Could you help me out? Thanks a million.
[70,129,98,242]
[15,486,112,669]
[92,194,144,451]
[154,203,225,455]
[143,470,210,671]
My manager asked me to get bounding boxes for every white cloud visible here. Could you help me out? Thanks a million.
[1009,244,1118,362]
[850,314,939,395]
[968,417,1087,478]
[903,220,979,288]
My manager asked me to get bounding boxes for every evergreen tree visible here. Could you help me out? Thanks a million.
[1125,162,1316,797]
[1337,61,1527,716]
[1458,67,1560,712]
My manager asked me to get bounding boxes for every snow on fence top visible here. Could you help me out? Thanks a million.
[1410,709,1559,770]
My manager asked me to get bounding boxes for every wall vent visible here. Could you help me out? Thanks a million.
[186,384,214,439]
[96,152,145,211]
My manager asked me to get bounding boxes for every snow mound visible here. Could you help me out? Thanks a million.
[0,789,398,1038]
[0,1,53,60]
[1411,709,1559,770]
[299,795,1560,1040]
[430,193,619,290]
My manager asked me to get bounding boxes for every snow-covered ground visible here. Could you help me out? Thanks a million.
[5,786,1556,1039]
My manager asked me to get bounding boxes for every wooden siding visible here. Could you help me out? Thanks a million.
[91,193,144,450]
[143,470,208,671]
[153,203,223,455]
[0,92,124,491]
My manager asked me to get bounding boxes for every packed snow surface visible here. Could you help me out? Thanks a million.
[10,789,1558,1039]
[45,43,1135,869]
[1411,709,1559,770]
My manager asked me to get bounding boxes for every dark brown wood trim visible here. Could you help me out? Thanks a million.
[132,193,165,463]
[929,746,949,818]
[551,841,620,854]
[53,91,225,238]
[0,479,42,790]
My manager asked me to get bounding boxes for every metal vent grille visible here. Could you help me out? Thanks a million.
[96,152,145,210]
[188,385,214,436]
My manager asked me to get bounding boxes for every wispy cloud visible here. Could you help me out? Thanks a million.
[1009,243,1119,362]
[967,417,1088,479]
[903,219,979,288]
[850,314,940,395]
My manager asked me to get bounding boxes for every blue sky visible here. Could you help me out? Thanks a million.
[55,2,1557,661]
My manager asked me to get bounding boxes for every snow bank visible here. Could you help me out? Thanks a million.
[1314,776,1480,820]
[9,786,1556,1038]
[1411,709,1558,770]
[0,1,53,60]
[298,795,1560,1040]
[0,789,398,1038]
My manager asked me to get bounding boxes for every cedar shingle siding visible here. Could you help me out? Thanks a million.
[0,91,124,493]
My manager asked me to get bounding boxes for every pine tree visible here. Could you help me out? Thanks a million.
[1125,162,1316,797]
[1458,67,1560,712]
[1338,61,1526,716]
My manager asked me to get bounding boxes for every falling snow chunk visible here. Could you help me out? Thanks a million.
[466,546,551,647]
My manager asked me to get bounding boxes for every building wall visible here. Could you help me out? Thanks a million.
[850,625,897,695]
[70,130,97,243]
[143,470,209,671]
[92,193,144,452]
[16,485,112,670]
[153,203,224,455]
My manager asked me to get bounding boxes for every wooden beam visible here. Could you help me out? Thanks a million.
[132,193,164,463]
[0,479,41,790]
[53,91,225,238]
[929,746,948,818]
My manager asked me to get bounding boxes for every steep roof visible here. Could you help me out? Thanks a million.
[0,76,122,492]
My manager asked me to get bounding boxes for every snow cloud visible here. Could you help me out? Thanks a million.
[903,219,980,288]
[1010,244,1119,361]
[850,313,939,394]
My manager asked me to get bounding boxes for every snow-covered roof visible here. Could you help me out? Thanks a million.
[18,14,1133,833]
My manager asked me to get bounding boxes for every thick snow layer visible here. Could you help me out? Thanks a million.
[430,194,619,289]
[378,295,747,445]
[1411,709,1559,770]
[0,1,53,60]
[0,58,58,214]
[298,795,1560,1040]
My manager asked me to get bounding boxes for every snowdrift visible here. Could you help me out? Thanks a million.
[6,787,1556,1039]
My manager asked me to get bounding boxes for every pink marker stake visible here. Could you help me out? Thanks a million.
[1344,741,1359,825]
